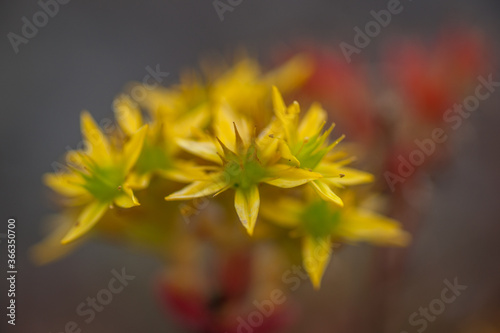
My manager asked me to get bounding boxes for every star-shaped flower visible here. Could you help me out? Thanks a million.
[271,87,374,206]
[261,191,410,289]
[43,111,147,243]
[165,103,322,235]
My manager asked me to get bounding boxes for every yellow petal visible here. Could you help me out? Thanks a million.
[302,234,332,289]
[260,198,303,228]
[310,180,344,207]
[233,123,245,154]
[234,186,260,235]
[272,87,300,145]
[272,86,286,117]
[338,209,411,246]
[80,111,112,164]
[122,125,148,174]
[214,102,251,151]
[61,201,108,244]
[299,103,327,139]
[65,150,86,167]
[165,177,228,201]
[176,138,221,164]
[113,186,140,208]
[256,119,281,163]
[30,215,82,265]
[285,101,301,124]
[173,103,211,138]
[265,165,322,188]
[43,173,86,197]
[279,140,300,166]
[113,95,143,136]
[317,163,374,186]
[126,172,151,189]
[263,55,313,92]
[334,167,374,185]
[160,161,208,183]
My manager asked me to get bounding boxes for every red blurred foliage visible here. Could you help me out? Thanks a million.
[157,251,293,333]
[273,43,377,143]
[383,27,489,123]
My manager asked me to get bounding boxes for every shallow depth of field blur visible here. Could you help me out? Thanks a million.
[1,1,500,332]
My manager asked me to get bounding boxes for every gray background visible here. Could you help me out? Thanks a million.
[1,0,499,332]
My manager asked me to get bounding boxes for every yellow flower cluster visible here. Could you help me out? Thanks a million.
[40,56,409,288]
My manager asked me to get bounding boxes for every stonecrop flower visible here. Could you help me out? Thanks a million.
[113,96,207,188]
[271,87,374,206]
[261,190,410,288]
[165,86,374,236]
[134,55,312,129]
[39,54,411,292]
[44,111,147,244]
[165,102,323,235]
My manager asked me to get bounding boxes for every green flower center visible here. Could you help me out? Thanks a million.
[301,200,341,239]
[225,158,267,191]
[292,130,332,170]
[82,166,124,202]
[134,142,171,175]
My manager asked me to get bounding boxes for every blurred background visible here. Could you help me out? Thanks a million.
[1,0,499,332]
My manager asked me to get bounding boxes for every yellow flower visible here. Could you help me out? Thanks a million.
[165,103,322,235]
[134,55,312,132]
[261,192,410,289]
[38,53,413,293]
[132,71,212,140]
[271,87,373,206]
[43,111,147,244]
[113,96,207,188]
[207,55,312,124]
